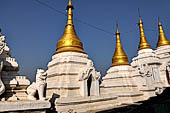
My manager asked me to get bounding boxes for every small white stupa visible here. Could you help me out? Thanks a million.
[131,16,162,99]
[46,0,100,99]
[155,19,170,87]
[100,23,144,104]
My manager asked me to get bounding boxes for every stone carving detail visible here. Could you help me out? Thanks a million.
[166,63,170,71]
[79,60,101,81]
[138,64,152,77]
[0,61,5,96]
[0,31,10,56]
[27,69,47,100]
[78,60,101,96]
[165,63,170,84]
[155,87,165,95]
[36,69,47,100]
[0,32,6,96]
[0,34,5,54]
[67,109,76,113]
[27,82,37,100]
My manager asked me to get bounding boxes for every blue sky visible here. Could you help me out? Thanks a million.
[0,0,170,81]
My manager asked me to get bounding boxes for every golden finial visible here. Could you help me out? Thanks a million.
[157,18,170,47]
[112,22,130,66]
[56,0,85,54]
[138,9,151,50]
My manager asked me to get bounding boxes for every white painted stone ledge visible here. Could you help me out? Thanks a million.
[0,100,51,112]
[52,52,88,59]
[56,95,117,105]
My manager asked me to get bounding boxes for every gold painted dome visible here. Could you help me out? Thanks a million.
[157,19,170,47]
[112,24,130,66]
[138,18,151,50]
[56,0,85,54]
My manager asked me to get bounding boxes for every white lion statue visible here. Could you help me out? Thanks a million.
[27,69,47,100]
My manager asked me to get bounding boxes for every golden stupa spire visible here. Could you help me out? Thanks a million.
[138,9,151,50]
[157,18,170,47]
[112,22,130,66]
[56,0,85,54]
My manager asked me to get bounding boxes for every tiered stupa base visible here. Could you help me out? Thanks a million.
[155,45,170,87]
[131,49,163,99]
[100,65,144,104]
[46,52,100,98]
